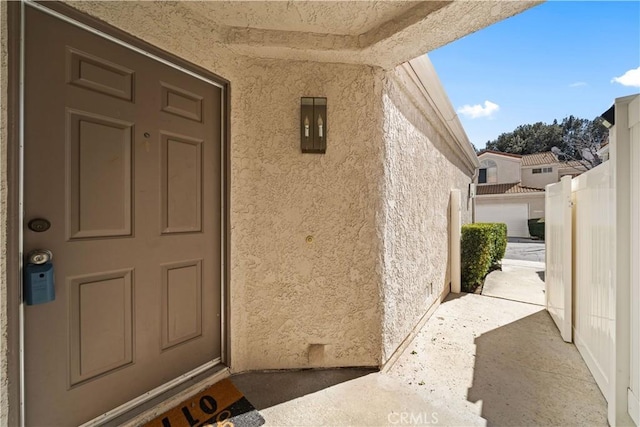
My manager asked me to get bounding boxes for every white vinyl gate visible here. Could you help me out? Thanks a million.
[545,94,639,426]
[544,176,572,343]
[571,162,614,395]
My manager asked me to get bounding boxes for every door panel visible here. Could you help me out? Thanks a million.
[161,82,204,122]
[68,110,133,239]
[24,6,222,425]
[67,47,135,101]
[161,260,203,350]
[160,133,203,233]
[69,269,134,385]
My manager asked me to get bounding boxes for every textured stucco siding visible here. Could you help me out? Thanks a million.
[477,153,521,184]
[42,1,384,372]
[521,166,559,189]
[0,5,481,419]
[379,66,473,362]
[229,58,384,370]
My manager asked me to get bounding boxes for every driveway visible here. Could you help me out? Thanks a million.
[504,237,545,262]
[483,238,546,306]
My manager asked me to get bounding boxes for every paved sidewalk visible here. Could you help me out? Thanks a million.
[505,238,545,262]
[482,258,546,305]
[232,293,607,426]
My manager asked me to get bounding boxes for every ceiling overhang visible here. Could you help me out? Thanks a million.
[213,1,542,69]
[65,0,542,69]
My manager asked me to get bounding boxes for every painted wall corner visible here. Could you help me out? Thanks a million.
[378,64,473,363]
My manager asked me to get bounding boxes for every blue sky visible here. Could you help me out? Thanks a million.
[429,1,640,150]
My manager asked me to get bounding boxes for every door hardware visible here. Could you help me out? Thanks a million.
[28,218,51,232]
[24,249,55,305]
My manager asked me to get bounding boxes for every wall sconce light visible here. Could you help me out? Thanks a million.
[600,105,615,129]
[301,97,327,153]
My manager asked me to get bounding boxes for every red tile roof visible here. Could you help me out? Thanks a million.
[478,150,522,159]
[559,160,588,169]
[477,182,545,195]
[521,152,558,166]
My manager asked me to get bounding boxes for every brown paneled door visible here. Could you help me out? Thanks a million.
[23,6,222,425]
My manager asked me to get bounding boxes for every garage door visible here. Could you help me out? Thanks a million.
[476,203,529,238]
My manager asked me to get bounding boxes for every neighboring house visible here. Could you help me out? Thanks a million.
[475,150,587,237]
[0,2,540,425]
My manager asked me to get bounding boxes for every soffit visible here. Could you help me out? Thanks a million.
[178,1,424,37]
[70,1,541,70]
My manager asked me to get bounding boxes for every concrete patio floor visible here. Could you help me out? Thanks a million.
[232,293,607,426]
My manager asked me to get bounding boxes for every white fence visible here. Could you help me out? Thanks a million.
[545,94,639,426]
[628,96,640,426]
[571,161,614,394]
[545,176,572,342]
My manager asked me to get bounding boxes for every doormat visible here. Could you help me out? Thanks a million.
[145,378,265,427]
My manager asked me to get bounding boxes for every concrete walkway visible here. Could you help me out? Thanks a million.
[232,293,607,426]
[482,259,546,306]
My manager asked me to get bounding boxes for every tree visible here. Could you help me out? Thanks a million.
[554,116,608,169]
[484,115,608,169]
[485,121,563,155]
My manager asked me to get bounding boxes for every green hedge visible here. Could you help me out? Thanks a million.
[461,223,507,292]
[528,218,545,240]
[491,223,507,264]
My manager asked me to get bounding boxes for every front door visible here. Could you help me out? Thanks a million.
[24,6,223,425]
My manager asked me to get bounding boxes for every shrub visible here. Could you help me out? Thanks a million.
[528,218,545,240]
[491,223,507,265]
[461,223,507,292]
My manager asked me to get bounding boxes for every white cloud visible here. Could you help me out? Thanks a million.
[457,100,500,119]
[569,81,587,88]
[611,67,640,88]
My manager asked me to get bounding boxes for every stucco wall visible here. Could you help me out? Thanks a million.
[477,153,521,184]
[379,65,473,361]
[521,166,559,189]
[26,1,384,372]
[0,6,480,420]
[229,58,384,370]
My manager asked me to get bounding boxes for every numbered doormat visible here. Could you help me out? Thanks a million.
[146,378,265,427]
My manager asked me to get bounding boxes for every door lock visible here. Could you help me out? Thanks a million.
[24,249,55,305]
[27,249,52,265]
[28,218,51,233]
